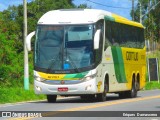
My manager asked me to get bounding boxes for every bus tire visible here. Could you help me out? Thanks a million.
[126,76,137,98]
[47,95,57,103]
[136,74,140,91]
[97,83,107,102]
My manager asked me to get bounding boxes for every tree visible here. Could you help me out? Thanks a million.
[0,31,24,87]
[77,4,90,8]
[132,0,160,43]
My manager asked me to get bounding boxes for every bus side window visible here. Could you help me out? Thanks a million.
[105,21,112,49]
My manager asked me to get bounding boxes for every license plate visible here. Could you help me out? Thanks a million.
[58,87,68,92]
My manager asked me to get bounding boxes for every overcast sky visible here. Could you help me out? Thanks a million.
[0,0,137,20]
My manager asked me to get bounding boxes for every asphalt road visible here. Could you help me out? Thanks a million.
[0,90,160,120]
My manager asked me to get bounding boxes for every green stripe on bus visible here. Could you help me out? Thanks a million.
[111,47,127,83]
[74,71,88,78]
[104,16,115,22]
[63,72,88,79]
[63,74,77,79]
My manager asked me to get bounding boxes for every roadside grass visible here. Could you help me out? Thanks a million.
[0,86,45,104]
[144,81,160,90]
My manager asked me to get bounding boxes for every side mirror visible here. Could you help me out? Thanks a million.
[94,29,101,49]
[26,31,35,51]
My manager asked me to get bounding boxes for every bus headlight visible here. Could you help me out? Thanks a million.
[34,76,46,82]
[81,73,97,81]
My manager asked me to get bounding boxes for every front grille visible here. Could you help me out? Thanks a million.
[43,80,83,85]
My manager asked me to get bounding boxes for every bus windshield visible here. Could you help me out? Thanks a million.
[34,25,94,73]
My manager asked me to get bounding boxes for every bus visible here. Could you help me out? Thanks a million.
[26,9,146,102]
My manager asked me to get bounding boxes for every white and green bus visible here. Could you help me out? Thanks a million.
[26,9,146,102]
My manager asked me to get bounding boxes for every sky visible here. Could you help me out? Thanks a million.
[74,0,134,20]
[0,0,137,20]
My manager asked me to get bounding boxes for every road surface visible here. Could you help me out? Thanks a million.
[0,89,160,120]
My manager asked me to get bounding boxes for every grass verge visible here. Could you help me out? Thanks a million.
[144,81,160,90]
[0,86,45,104]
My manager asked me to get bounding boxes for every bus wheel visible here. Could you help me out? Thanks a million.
[126,77,137,98]
[97,83,107,102]
[47,95,57,103]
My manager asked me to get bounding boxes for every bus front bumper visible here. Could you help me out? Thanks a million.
[34,79,97,95]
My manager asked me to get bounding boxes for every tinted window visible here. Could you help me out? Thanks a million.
[105,21,145,49]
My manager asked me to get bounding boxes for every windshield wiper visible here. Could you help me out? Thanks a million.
[47,53,61,73]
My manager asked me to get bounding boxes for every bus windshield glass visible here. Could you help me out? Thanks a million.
[35,25,94,73]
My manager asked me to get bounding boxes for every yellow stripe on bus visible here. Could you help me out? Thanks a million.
[37,72,66,80]
[112,14,144,28]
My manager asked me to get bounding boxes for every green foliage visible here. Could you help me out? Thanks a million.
[132,0,160,43]
[0,86,45,104]
[77,4,90,8]
[145,81,160,90]
[0,32,25,87]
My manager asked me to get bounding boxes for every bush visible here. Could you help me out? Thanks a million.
[0,32,33,87]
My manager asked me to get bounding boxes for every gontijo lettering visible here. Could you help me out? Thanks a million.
[126,51,138,61]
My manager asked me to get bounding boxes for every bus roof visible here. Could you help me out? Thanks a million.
[38,9,144,28]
